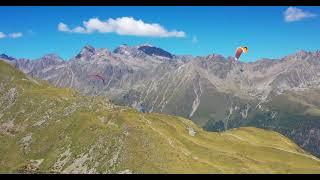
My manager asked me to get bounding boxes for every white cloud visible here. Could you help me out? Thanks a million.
[58,17,186,38]
[0,32,6,39]
[58,23,71,32]
[9,32,23,38]
[192,36,198,43]
[0,32,23,39]
[284,7,316,22]
[72,26,87,33]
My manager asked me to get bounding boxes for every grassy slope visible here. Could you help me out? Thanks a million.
[1,60,320,174]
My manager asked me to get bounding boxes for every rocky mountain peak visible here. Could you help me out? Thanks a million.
[136,43,154,48]
[96,48,111,54]
[76,45,96,59]
[113,44,148,59]
[113,44,132,55]
[114,43,174,60]
[295,50,310,58]
[227,56,235,61]
[137,45,173,59]
[283,50,311,61]
[41,53,64,62]
[313,50,320,58]
[82,45,95,52]
[206,54,226,60]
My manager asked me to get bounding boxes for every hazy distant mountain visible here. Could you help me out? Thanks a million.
[7,44,320,157]
[14,53,64,74]
[0,53,15,61]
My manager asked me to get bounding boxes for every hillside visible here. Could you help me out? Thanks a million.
[1,60,320,173]
[8,46,320,158]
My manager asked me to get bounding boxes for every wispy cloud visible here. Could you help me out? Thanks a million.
[192,36,198,43]
[58,17,186,38]
[0,32,23,39]
[9,32,23,38]
[0,32,6,39]
[284,7,316,22]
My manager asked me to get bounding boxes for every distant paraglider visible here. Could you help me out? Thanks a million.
[88,74,106,85]
[87,74,106,96]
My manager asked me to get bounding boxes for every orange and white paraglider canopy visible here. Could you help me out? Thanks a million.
[235,46,248,61]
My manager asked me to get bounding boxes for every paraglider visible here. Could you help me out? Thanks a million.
[87,74,106,97]
[232,46,248,72]
[88,74,106,85]
[235,46,248,61]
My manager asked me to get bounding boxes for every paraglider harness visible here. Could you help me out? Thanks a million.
[138,103,146,113]
[231,58,244,73]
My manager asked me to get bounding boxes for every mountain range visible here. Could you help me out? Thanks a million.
[1,59,320,173]
[2,44,320,158]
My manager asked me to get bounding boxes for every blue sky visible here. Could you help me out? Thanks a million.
[0,6,319,62]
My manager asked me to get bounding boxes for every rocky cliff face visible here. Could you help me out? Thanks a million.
[7,45,320,157]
